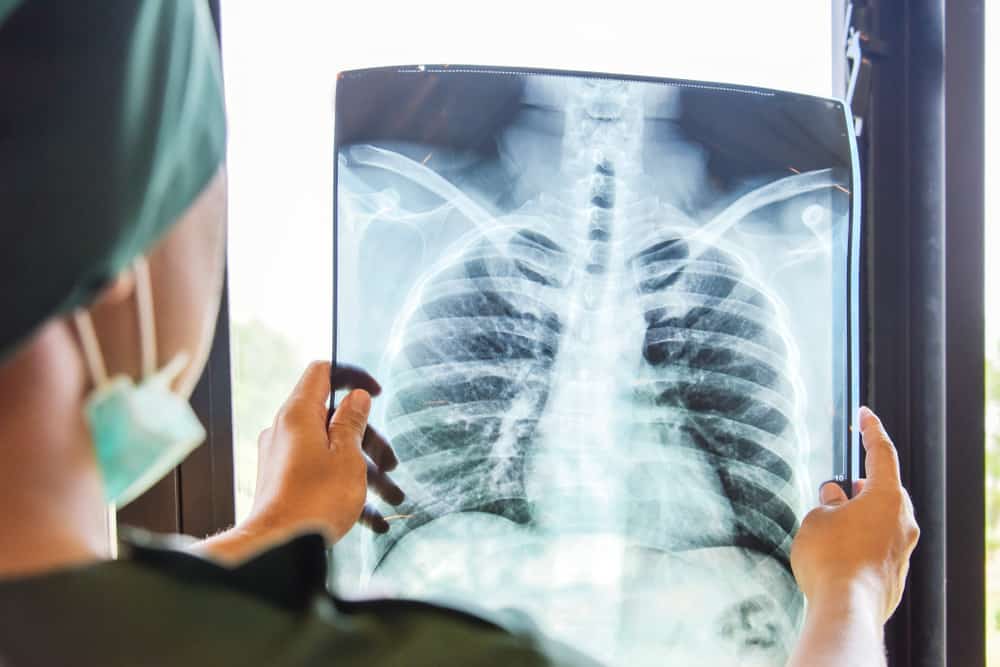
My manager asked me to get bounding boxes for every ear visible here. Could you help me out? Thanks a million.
[93,270,136,308]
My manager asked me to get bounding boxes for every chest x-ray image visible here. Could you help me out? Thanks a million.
[332,66,860,666]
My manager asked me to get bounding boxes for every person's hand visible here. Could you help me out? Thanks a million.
[190,362,403,563]
[248,361,404,539]
[790,406,920,623]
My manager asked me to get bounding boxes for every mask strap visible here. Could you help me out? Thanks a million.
[72,310,109,389]
[132,257,157,380]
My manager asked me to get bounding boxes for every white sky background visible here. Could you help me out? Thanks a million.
[220,0,835,364]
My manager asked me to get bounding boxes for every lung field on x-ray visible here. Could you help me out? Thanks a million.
[335,71,850,667]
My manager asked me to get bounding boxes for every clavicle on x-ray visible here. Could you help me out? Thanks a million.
[332,66,860,666]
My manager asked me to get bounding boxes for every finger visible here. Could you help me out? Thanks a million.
[367,459,405,505]
[853,479,867,496]
[330,364,382,397]
[859,406,902,487]
[359,504,390,534]
[328,389,371,450]
[819,481,849,506]
[362,426,399,472]
[287,360,332,404]
[278,361,333,424]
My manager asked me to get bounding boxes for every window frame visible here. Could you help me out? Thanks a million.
[847,1,986,665]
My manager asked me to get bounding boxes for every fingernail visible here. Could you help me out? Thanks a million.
[346,389,371,414]
[820,482,843,505]
[387,484,405,506]
[858,405,882,431]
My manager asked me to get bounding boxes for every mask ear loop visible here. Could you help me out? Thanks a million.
[72,310,109,389]
[133,257,189,386]
[132,257,157,380]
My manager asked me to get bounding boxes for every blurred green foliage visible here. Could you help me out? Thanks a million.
[987,348,1000,659]
[988,352,1000,549]
[230,319,305,519]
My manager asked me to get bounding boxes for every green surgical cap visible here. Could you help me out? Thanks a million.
[0,0,226,362]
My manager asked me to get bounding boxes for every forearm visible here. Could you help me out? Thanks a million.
[186,515,328,564]
[186,525,267,564]
[786,582,886,667]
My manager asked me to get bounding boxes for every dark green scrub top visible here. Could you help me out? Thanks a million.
[0,530,597,666]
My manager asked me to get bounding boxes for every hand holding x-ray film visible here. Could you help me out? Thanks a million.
[331,66,860,666]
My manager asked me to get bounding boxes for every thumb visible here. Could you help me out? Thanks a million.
[329,389,371,449]
[819,481,849,506]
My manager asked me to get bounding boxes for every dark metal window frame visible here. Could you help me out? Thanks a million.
[836,1,986,665]
[117,0,235,539]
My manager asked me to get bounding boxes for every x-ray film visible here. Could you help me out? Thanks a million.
[332,66,860,666]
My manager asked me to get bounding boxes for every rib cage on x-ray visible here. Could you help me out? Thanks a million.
[335,70,854,667]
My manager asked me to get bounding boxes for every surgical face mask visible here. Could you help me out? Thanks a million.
[73,258,206,507]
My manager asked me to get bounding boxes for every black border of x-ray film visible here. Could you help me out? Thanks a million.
[330,64,863,502]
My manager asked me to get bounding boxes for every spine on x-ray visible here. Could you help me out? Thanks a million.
[369,81,806,584]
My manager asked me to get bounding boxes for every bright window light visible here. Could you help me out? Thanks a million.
[221,0,834,521]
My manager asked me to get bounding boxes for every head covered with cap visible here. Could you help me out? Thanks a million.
[0,0,226,362]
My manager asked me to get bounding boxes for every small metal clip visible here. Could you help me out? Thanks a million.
[844,2,888,138]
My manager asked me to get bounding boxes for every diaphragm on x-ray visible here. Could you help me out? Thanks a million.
[332,66,860,667]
